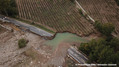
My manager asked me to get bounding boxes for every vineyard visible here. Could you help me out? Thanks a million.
[77,0,119,35]
[16,0,95,36]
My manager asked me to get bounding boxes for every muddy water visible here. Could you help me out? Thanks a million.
[44,32,88,48]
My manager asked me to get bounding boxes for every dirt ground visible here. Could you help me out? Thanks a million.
[0,22,47,67]
[46,43,70,66]
[0,22,75,67]
[0,22,97,67]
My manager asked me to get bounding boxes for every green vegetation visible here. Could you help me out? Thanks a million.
[34,23,55,34]
[79,38,119,65]
[18,38,28,48]
[70,0,75,3]
[79,21,119,64]
[16,18,55,34]
[94,21,115,36]
[78,9,84,16]
[115,0,119,6]
[79,22,118,66]
[0,0,18,17]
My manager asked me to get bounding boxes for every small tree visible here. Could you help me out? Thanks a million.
[0,0,18,17]
[108,37,119,51]
[70,0,75,3]
[79,38,119,64]
[18,38,28,48]
[0,0,10,16]
[115,0,119,6]
[78,9,84,16]
[94,21,115,36]
[102,23,115,36]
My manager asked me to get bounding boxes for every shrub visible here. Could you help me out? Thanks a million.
[70,0,75,3]
[18,38,28,48]
[0,0,18,17]
[78,9,83,16]
[79,38,119,64]
[94,21,115,36]
[115,0,119,6]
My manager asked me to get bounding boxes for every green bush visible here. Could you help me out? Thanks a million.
[70,0,75,3]
[94,21,115,36]
[115,0,119,6]
[79,38,119,65]
[0,0,18,17]
[78,9,83,16]
[18,38,28,48]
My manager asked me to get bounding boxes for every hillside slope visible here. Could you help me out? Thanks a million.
[16,0,95,36]
[78,0,119,36]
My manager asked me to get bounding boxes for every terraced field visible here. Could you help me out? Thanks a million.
[16,0,95,36]
[78,0,119,35]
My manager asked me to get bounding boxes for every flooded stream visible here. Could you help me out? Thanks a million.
[44,32,88,48]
